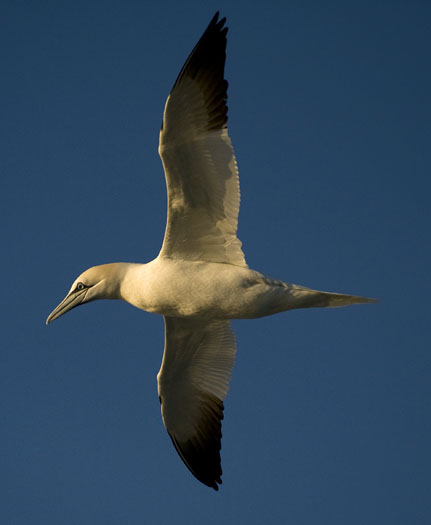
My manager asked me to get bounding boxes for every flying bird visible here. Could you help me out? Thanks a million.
[47,13,376,490]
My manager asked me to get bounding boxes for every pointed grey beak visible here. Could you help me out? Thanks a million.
[46,289,88,325]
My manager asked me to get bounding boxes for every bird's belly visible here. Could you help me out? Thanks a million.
[130,259,279,319]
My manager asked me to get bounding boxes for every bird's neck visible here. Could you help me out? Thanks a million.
[93,262,144,301]
[117,262,152,309]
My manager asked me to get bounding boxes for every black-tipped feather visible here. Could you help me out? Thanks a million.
[169,12,228,132]
[166,393,224,491]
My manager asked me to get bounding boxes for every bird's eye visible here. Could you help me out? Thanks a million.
[76,282,86,291]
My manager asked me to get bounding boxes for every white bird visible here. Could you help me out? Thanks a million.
[47,13,376,490]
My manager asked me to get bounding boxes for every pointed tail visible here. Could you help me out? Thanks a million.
[289,285,378,309]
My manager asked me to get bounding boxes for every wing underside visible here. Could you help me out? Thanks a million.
[158,13,246,267]
[157,316,237,490]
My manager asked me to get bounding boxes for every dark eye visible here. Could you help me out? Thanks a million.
[76,282,86,291]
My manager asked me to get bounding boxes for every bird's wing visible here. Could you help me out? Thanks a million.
[157,316,237,490]
[158,13,246,267]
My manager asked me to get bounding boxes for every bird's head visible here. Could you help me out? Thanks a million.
[46,263,125,325]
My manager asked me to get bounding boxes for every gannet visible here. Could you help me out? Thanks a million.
[47,13,376,490]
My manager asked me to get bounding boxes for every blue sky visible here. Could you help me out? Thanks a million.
[2,1,430,523]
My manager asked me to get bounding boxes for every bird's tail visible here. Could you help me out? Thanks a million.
[287,284,378,310]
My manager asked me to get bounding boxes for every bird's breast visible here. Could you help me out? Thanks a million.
[120,258,267,319]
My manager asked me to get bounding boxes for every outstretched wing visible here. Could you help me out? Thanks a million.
[158,12,246,267]
[157,316,237,490]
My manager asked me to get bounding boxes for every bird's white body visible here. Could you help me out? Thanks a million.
[116,258,368,319]
[122,259,263,318]
[47,14,375,490]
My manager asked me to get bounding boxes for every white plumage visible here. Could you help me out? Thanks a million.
[47,13,376,490]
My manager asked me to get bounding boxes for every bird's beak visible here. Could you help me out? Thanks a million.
[46,289,88,325]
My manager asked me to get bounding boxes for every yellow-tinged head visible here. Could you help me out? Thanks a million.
[46,263,128,325]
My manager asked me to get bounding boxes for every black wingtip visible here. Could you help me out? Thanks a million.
[210,11,227,32]
[169,433,224,490]
[165,393,225,490]
[166,12,229,133]
[172,12,228,85]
